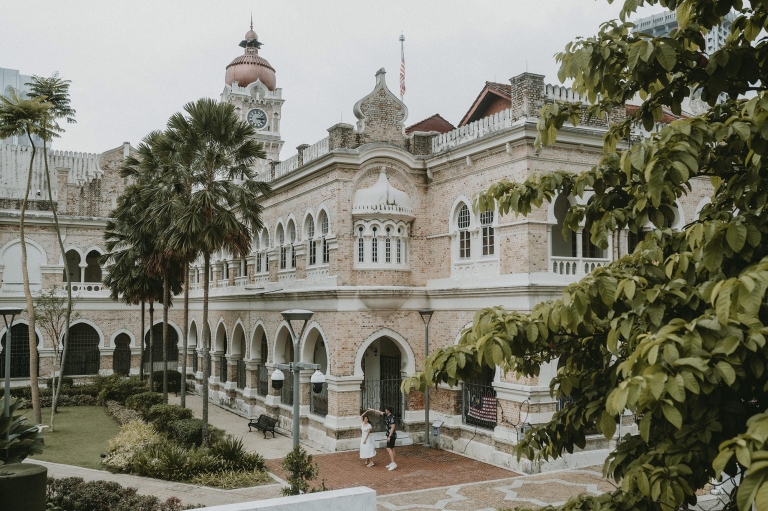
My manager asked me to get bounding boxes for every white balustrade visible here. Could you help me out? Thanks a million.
[431,109,514,153]
[301,137,329,166]
[550,256,610,276]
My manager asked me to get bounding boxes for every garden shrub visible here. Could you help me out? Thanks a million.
[189,468,272,489]
[147,404,194,433]
[104,400,144,426]
[169,418,224,447]
[210,435,265,471]
[46,477,198,511]
[281,446,321,496]
[102,420,164,472]
[125,392,163,417]
[94,374,147,404]
[151,370,182,393]
[131,442,192,481]
[46,376,74,388]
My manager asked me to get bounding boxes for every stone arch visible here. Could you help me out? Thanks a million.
[454,322,473,345]
[316,206,332,236]
[112,332,132,376]
[694,197,711,220]
[300,322,330,374]
[84,248,103,283]
[273,321,294,364]
[671,199,686,230]
[65,320,102,375]
[449,195,475,233]
[249,321,268,363]
[109,328,136,348]
[354,327,415,377]
[0,238,47,289]
[551,193,577,257]
[188,320,199,348]
[286,214,298,242]
[214,319,228,353]
[231,321,246,357]
[0,320,41,378]
[302,210,316,239]
[352,161,417,200]
[143,320,181,373]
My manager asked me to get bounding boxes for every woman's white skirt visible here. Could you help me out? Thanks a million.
[360,438,376,458]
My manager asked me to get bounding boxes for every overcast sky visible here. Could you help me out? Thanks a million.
[1,0,658,157]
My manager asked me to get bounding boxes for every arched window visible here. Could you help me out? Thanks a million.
[397,228,402,264]
[255,233,262,273]
[320,212,330,264]
[307,217,316,266]
[113,333,131,376]
[65,324,100,375]
[143,323,179,374]
[385,228,392,263]
[84,250,102,282]
[289,222,296,269]
[63,250,80,283]
[371,226,379,263]
[278,225,286,270]
[552,194,575,258]
[358,226,365,263]
[0,324,39,378]
[458,204,471,259]
[481,210,494,256]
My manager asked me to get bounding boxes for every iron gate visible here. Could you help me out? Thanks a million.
[113,338,131,376]
[0,324,38,379]
[143,324,179,374]
[236,359,246,389]
[257,364,268,396]
[64,324,100,375]
[361,354,403,432]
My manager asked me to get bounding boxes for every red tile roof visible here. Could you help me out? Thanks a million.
[405,113,455,135]
[459,82,512,126]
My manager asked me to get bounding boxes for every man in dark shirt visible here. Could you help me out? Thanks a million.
[368,406,398,470]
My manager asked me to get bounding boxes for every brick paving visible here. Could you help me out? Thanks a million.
[265,445,519,495]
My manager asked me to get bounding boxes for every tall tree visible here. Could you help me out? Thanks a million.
[408,1,768,510]
[165,98,270,444]
[0,89,53,425]
[26,73,77,430]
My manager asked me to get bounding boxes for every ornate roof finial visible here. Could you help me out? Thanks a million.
[250,13,253,31]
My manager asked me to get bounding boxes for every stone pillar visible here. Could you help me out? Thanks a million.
[296,144,309,167]
[327,123,355,150]
[509,72,546,119]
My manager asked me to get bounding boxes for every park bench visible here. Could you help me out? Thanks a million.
[248,414,277,438]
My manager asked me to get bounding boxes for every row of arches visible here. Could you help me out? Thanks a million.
[0,240,104,292]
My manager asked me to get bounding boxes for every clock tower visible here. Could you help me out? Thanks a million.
[221,20,285,171]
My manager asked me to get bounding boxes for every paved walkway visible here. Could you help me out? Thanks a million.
[167,394,321,459]
[33,396,620,509]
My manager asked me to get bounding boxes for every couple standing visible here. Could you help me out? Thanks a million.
[360,407,397,471]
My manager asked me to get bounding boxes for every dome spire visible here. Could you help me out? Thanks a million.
[240,18,262,50]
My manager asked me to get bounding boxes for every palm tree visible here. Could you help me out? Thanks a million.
[116,132,183,397]
[26,73,77,430]
[0,88,53,425]
[165,98,270,443]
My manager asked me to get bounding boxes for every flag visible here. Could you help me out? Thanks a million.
[468,394,497,422]
[399,34,406,98]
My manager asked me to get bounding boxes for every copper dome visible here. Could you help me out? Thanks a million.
[225,53,276,90]
[225,25,276,90]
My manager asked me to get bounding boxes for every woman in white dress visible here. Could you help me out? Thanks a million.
[360,412,376,467]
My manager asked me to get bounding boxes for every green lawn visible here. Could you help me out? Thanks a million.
[24,406,120,470]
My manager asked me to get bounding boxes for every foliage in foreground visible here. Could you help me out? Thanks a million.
[101,419,266,487]
[0,396,45,465]
[281,446,330,495]
[46,477,199,511]
[406,1,768,510]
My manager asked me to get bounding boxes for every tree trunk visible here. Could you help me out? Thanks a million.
[162,276,169,403]
[180,262,189,408]
[42,137,73,431]
[202,252,210,445]
[21,131,41,425]
[148,301,154,391]
[139,299,145,381]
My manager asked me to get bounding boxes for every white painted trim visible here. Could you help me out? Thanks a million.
[109,328,136,348]
[354,327,415,376]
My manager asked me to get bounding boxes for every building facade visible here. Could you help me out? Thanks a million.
[0,25,714,472]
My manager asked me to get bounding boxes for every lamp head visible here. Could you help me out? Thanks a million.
[311,369,325,393]
[0,307,24,317]
[418,309,434,324]
[271,368,285,390]
[280,309,315,322]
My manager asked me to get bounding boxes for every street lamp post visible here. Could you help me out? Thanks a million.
[418,309,434,448]
[1,307,24,435]
[271,310,326,449]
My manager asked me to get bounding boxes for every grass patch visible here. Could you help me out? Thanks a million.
[24,406,120,470]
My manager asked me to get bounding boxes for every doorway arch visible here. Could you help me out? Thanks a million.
[65,323,101,375]
[143,323,180,374]
[113,333,131,376]
[0,323,39,378]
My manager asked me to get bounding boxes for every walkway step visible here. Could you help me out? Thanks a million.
[371,431,413,448]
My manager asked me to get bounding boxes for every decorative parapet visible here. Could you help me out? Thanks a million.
[302,137,329,165]
[0,144,102,201]
[544,84,584,103]
[431,109,514,153]
[352,203,414,217]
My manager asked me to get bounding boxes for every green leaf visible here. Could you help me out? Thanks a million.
[738,473,762,511]
[726,223,747,252]
[600,410,617,439]
[716,361,736,385]
[662,402,683,429]
[656,43,677,71]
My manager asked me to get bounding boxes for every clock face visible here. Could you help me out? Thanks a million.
[247,108,268,130]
